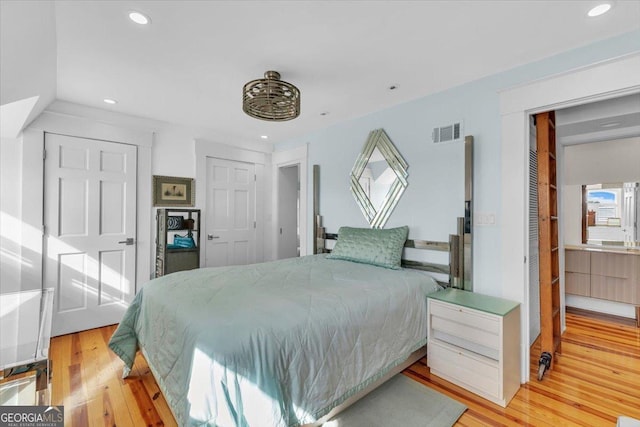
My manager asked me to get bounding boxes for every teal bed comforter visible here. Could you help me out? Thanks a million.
[109,254,441,426]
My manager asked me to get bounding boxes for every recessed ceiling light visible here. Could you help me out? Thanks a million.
[260,135,268,139]
[129,11,150,25]
[103,98,118,105]
[587,3,612,17]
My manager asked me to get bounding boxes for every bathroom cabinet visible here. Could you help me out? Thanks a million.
[565,248,639,305]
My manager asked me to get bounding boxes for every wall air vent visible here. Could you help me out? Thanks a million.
[432,121,462,144]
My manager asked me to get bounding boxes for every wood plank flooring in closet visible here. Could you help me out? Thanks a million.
[51,312,639,426]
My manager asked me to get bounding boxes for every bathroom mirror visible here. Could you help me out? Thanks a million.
[581,182,639,245]
[350,129,408,228]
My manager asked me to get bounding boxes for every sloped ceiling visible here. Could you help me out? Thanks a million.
[3,1,640,143]
[0,0,56,137]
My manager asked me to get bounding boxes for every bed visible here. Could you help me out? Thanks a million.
[109,226,459,426]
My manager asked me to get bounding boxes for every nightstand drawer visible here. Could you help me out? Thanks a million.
[430,300,500,334]
[428,340,499,397]
[430,300,500,349]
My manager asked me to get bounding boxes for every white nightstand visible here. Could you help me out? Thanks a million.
[427,289,521,407]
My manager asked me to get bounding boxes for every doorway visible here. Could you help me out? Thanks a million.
[500,53,639,382]
[44,133,137,336]
[277,164,300,259]
[554,93,640,314]
[271,144,308,259]
[527,92,640,376]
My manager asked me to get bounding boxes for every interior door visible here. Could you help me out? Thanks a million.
[44,133,137,336]
[528,116,541,345]
[277,165,299,259]
[622,183,636,242]
[205,157,256,267]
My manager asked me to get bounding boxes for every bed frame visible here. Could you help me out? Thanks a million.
[322,232,462,288]
[303,231,460,426]
[308,157,472,425]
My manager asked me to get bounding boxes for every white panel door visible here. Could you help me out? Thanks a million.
[622,183,637,243]
[206,157,256,267]
[44,133,137,336]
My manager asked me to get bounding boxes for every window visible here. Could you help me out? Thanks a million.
[587,189,620,225]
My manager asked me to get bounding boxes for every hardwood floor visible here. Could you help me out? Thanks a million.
[50,312,639,426]
[406,312,640,426]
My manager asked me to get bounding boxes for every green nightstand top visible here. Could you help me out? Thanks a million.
[428,288,520,316]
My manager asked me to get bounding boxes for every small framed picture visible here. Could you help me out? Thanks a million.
[153,175,195,206]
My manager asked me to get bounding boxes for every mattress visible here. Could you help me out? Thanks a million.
[109,254,441,426]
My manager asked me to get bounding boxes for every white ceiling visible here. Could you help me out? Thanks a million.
[556,93,640,145]
[52,1,640,145]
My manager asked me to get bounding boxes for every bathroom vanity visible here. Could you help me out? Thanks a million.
[565,244,640,326]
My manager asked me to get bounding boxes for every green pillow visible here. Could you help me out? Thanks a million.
[327,226,409,269]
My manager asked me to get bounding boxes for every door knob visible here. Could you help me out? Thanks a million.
[207,234,220,240]
[118,237,135,245]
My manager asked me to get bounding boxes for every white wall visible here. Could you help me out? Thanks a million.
[562,137,640,244]
[152,128,197,178]
[0,137,23,293]
[563,185,583,245]
[0,130,47,294]
[0,0,56,129]
[564,137,640,185]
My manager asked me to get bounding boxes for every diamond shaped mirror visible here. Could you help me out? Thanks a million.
[350,129,408,228]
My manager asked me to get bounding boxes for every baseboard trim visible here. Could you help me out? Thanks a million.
[566,306,637,328]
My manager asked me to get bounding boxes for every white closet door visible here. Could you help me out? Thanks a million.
[622,183,637,243]
[528,116,541,345]
[44,133,137,336]
[205,157,256,267]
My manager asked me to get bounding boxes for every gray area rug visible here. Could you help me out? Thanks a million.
[325,374,466,427]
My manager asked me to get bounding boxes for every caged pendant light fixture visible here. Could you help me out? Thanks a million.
[243,71,300,121]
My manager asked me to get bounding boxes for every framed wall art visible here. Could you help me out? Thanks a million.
[153,175,195,207]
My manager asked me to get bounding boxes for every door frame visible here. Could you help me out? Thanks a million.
[23,111,153,295]
[500,53,640,383]
[272,144,308,260]
[276,164,300,259]
[195,139,272,266]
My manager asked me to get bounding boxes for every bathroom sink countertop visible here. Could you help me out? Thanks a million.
[565,244,640,255]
